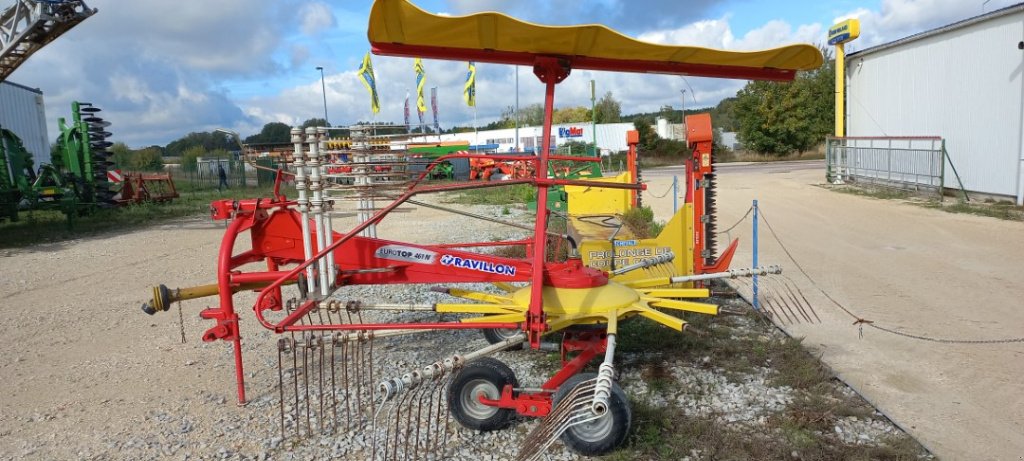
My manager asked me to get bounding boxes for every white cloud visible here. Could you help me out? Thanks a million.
[838,0,1015,50]
[5,0,329,147]
[299,2,337,36]
[5,0,1009,147]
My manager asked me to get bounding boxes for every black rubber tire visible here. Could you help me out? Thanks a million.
[482,328,525,350]
[447,357,518,431]
[552,373,632,457]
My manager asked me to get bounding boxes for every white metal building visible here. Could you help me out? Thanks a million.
[408,121,682,155]
[0,80,49,161]
[845,4,1024,204]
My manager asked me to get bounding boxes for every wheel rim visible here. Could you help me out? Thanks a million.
[460,379,500,421]
[493,328,520,341]
[568,410,614,443]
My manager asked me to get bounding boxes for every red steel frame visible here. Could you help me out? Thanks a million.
[685,114,737,277]
[196,44,795,407]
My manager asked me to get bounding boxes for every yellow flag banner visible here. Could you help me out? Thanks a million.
[464,61,476,107]
[357,52,380,114]
[414,58,427,113]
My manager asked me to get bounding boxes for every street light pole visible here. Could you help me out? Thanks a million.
[591,79,596,157]
[316,66,329,126]
[514,66,520,152]
[680,89,686,121]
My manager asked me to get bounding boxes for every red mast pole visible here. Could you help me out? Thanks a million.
[525,57,571,349]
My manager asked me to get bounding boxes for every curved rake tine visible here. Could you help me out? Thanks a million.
[292,336,302,437]
[341,338,352,431]
[302,336,313,434]
[277,338,290,439]
[406,377,430,459]
[784,274,821,323]
[390,387,414,460]
[368,331,376,425]
[517,379,601,461]
[316,335,325,432]
[370,393,390,461]
[737,278,787,324]
[329,335,338,433]
[771,277,809,323]
[778,278,812,323]
[438,373,455,455]
[766,278,799,324]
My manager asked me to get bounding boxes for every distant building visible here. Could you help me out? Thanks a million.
[408,119,685,155]
[0,81,49,162]
[719,131,740,151]
[845,3,1024,204]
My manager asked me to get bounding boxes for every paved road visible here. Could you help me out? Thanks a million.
[644,159,824,178]
[642,166,1024,461]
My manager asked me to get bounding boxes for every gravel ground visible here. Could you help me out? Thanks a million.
[0,193,921,460]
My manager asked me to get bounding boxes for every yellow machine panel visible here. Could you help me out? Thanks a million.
[574,204,695,284]
[564,172,631,216]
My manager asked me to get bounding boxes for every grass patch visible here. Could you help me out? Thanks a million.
[767,337,833,390]
[620,205,664,238]
[442,183,535,205]
[609,303,928,460]
[614,394,926,461]
[922,199,1024,221]
[831,185,913,201]
[0,185,276,249]
[829,184,1024,221]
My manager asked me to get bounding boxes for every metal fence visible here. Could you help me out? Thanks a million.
[167,158,290,190]
[826,136,944,193]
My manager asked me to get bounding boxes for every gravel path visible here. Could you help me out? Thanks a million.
[0,191,918,460]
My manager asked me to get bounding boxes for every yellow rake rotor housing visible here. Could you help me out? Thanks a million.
[437,281,717,335]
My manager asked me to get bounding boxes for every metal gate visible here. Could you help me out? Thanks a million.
[826,136,945,194]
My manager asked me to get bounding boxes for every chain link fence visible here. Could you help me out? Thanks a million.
[167,158,290,190]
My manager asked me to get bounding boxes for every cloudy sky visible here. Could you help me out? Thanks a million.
[5,0,1016,147]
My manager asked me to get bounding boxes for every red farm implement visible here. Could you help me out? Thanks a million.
[141,1,822,459]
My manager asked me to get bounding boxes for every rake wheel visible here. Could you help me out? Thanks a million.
[482,328,525,350]
[553,373,631,456]
[448,357,518,431]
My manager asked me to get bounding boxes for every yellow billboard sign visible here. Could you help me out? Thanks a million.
[828,19,860,45]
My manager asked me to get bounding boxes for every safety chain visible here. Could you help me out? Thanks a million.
[715,205,753,235]
[867,324,1024,344]
[177,300,187,344]
[758,207,1024,345]
[646,182,675,199]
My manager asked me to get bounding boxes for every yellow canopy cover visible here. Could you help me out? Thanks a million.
[368,0,822,80]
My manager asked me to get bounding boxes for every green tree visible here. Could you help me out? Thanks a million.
[133,146,164,171]
[732,46,833,155]
[181,145,206,172]
[633,116,657,151]
[658,104,676,122]
[109,142,132,169]
[552,106,591,124]
[710,97,739,132]
[301,118,330,129]
[594,91,622,123]
[166,131,235,156]
[109,142,163,171]
[519,103,545,126]
[556,140,595,156]
[244,122,292,144]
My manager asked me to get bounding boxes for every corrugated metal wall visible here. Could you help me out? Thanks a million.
[0,81,49,162]
[846,11,1023,199]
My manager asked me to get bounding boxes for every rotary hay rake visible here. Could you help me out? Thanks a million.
[141,1,823,458]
